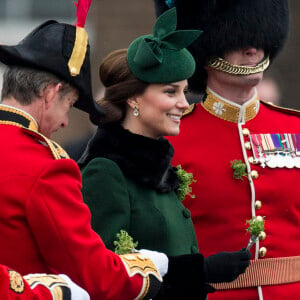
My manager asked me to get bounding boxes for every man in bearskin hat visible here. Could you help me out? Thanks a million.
[154,0,300,299]
[0,1,171,299]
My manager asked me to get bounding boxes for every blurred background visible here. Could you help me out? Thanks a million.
[0,0,299,159]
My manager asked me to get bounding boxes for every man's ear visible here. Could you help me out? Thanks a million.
[43,83,62,109]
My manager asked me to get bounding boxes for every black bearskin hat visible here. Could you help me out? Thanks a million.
[154,0,290,93]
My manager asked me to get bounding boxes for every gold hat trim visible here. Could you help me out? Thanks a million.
[68,26,88,76]
[202,88,259,123]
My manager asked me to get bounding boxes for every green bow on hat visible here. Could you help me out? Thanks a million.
[127,7,202,83]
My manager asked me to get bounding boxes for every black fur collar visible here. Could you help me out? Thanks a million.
[78,123,179,193]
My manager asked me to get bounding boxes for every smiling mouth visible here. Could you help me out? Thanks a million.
[167,113,182,121]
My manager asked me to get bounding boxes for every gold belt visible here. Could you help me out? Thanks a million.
[211,256,300,290]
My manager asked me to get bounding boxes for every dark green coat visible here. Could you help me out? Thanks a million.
[79,123,198,256]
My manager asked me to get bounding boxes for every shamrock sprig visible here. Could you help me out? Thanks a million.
[175,165,196,201]
[114,230,138,255]
[230,159,247,180]
[246,216,265,250]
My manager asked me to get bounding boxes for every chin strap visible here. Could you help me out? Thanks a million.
[207,56,270,75]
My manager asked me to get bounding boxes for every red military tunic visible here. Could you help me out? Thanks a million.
[0,104,161,300]
[168,88,300,300]
[0,265,75,300]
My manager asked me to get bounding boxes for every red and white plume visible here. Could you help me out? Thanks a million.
[74,0,92,27]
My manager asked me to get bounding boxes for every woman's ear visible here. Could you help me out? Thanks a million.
[127,97,139,109]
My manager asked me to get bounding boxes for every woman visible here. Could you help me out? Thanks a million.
[80,46,198,255]
[79,8,250,298]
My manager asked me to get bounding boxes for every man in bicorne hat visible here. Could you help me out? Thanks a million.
[155,0,300,299]
[0,4,167,299]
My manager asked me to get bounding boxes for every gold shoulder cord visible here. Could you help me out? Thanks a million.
[23,128,69,160]
[33,131,69,160]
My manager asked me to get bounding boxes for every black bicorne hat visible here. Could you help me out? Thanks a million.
[154,0,290,93]
[0,1,104,124]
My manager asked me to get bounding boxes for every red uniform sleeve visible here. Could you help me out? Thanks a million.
[0,265,53,300]
[25,159,147,299]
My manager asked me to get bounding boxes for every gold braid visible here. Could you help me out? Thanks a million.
[207,56,270,75]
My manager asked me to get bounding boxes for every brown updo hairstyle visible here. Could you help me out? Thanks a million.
[98,49,149,123]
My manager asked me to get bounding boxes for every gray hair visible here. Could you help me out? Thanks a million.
[1,66,75,104]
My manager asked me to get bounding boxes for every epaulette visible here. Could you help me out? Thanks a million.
[183,103,196,117]
[24,128,70,160]
[261,100,300,117]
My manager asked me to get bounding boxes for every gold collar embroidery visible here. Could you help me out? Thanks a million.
[201,88,260,123]
[0,104,69,159]
[0,104,38,131]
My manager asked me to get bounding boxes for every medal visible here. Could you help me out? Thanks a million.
[292,134,300,163]
[285,154,295,168]
[266,155,277,168]
[250,134,267,167]
[285,134,295,168]
[294,157,300,168]
[263,134,278,168]
[275,152,285,168]
[250,133,300,168]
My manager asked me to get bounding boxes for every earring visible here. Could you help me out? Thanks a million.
[133,106,139,117]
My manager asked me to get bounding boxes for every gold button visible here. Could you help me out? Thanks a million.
[259,247,267,257]
[256,216,264,222]
[248,156,255,165]
[242,128,250,136]
[259,231,267,241]
[251,170,259,179]
[245,141,252,150]
[255,200,262,210]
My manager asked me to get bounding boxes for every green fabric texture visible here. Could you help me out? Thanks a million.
[81,157,199,256]
[127,7,202,83]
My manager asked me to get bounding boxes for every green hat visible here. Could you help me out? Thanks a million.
[127,8,202,83]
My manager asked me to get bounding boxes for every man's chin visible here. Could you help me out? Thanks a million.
[240,72,263,85]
